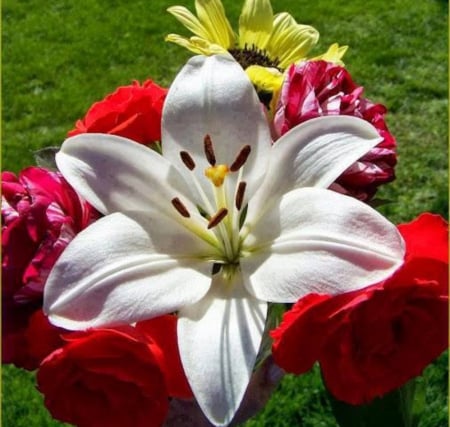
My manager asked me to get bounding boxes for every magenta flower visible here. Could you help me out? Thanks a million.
[1,166,98,369]
[273,60,397,201]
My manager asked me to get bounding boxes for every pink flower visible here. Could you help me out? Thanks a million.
[273,60,397,201]
[271,213,448,404]
[68,80,167,145]
[37,316,190,427]
[2,166,98,369]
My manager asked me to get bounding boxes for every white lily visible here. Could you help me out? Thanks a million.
[44,55,405,426]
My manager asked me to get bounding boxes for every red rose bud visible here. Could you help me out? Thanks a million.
[37,326,170,427]
[1,167,99,369]
[68,80,167,145]
[271,213,448,404]
[273,60,397,201]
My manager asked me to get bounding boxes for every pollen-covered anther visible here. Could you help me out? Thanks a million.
[235,181,247,210]
[230,145,251,172]
[205,164,229,187]
[180,151,196,170]
[207,207,228,229]
[171,197,191,218]
[204,134,216,166]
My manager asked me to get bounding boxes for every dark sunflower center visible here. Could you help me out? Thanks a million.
[229,44,280,70]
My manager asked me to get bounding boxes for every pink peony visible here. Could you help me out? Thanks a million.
[273,60,397,201]
[2,166,99,369]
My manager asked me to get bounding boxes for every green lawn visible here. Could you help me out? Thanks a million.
[2,0,448,426]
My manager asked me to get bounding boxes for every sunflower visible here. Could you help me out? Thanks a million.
[166,0,347,67]
[166,0,347,108]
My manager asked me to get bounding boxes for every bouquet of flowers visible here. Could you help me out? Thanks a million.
[2,1,448,426]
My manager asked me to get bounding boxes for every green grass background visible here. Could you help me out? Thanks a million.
[2,0,448,426]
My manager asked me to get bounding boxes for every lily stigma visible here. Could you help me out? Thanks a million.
[44,55,405,426]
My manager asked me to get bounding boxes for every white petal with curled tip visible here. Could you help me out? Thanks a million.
[241,187,405,302]
[44,211,215,330]
[245,115,383,227]
[162,55,272,212]
[178,273,267,426]
[56,133,197,218]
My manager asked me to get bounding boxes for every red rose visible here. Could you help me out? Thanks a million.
[136,316,192,399]
[273,60,397,201]
[2,309,64,371]
[37,325,171,427]
[68,80,167,145]
[271,213,448,404]
[1,167,98,369]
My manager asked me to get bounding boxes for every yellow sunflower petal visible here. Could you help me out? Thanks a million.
[195,0,235,49]
[167,6,212,41]
[245,65,283,116]
[266,12,319,69]
[245,65,283,93]
[165,34,228,56]
[238,0,273,49]
[311,43,349,65]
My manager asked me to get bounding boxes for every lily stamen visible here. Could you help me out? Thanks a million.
[171,197,191,218]
[207,207,229,229]
[230,145,251,172]
[180,151,196,170]
[235,181,247,210]
[204,134,216,166]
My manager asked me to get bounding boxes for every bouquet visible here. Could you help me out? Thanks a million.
[2,1,448,426]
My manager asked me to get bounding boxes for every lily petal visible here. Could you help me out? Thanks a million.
[56,133,197,219]
[238,0,273,49]
[162,55,272,210]
[266,13,319,68]
[245,115,382,226]
[241,187,405,302]
[44,211,214,330]
[178,272,267,426]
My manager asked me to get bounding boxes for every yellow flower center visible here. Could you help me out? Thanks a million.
[205,164,230,187]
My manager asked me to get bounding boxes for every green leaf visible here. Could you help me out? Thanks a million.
[326,376,418,427]
[34,146,60,170]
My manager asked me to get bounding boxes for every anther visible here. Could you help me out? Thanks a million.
[235,181,247,210]
[204,134,216,166]
[207,208,228,229]
[171,197,190,218]
[180,151,196,170]
[230,145,251,172]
